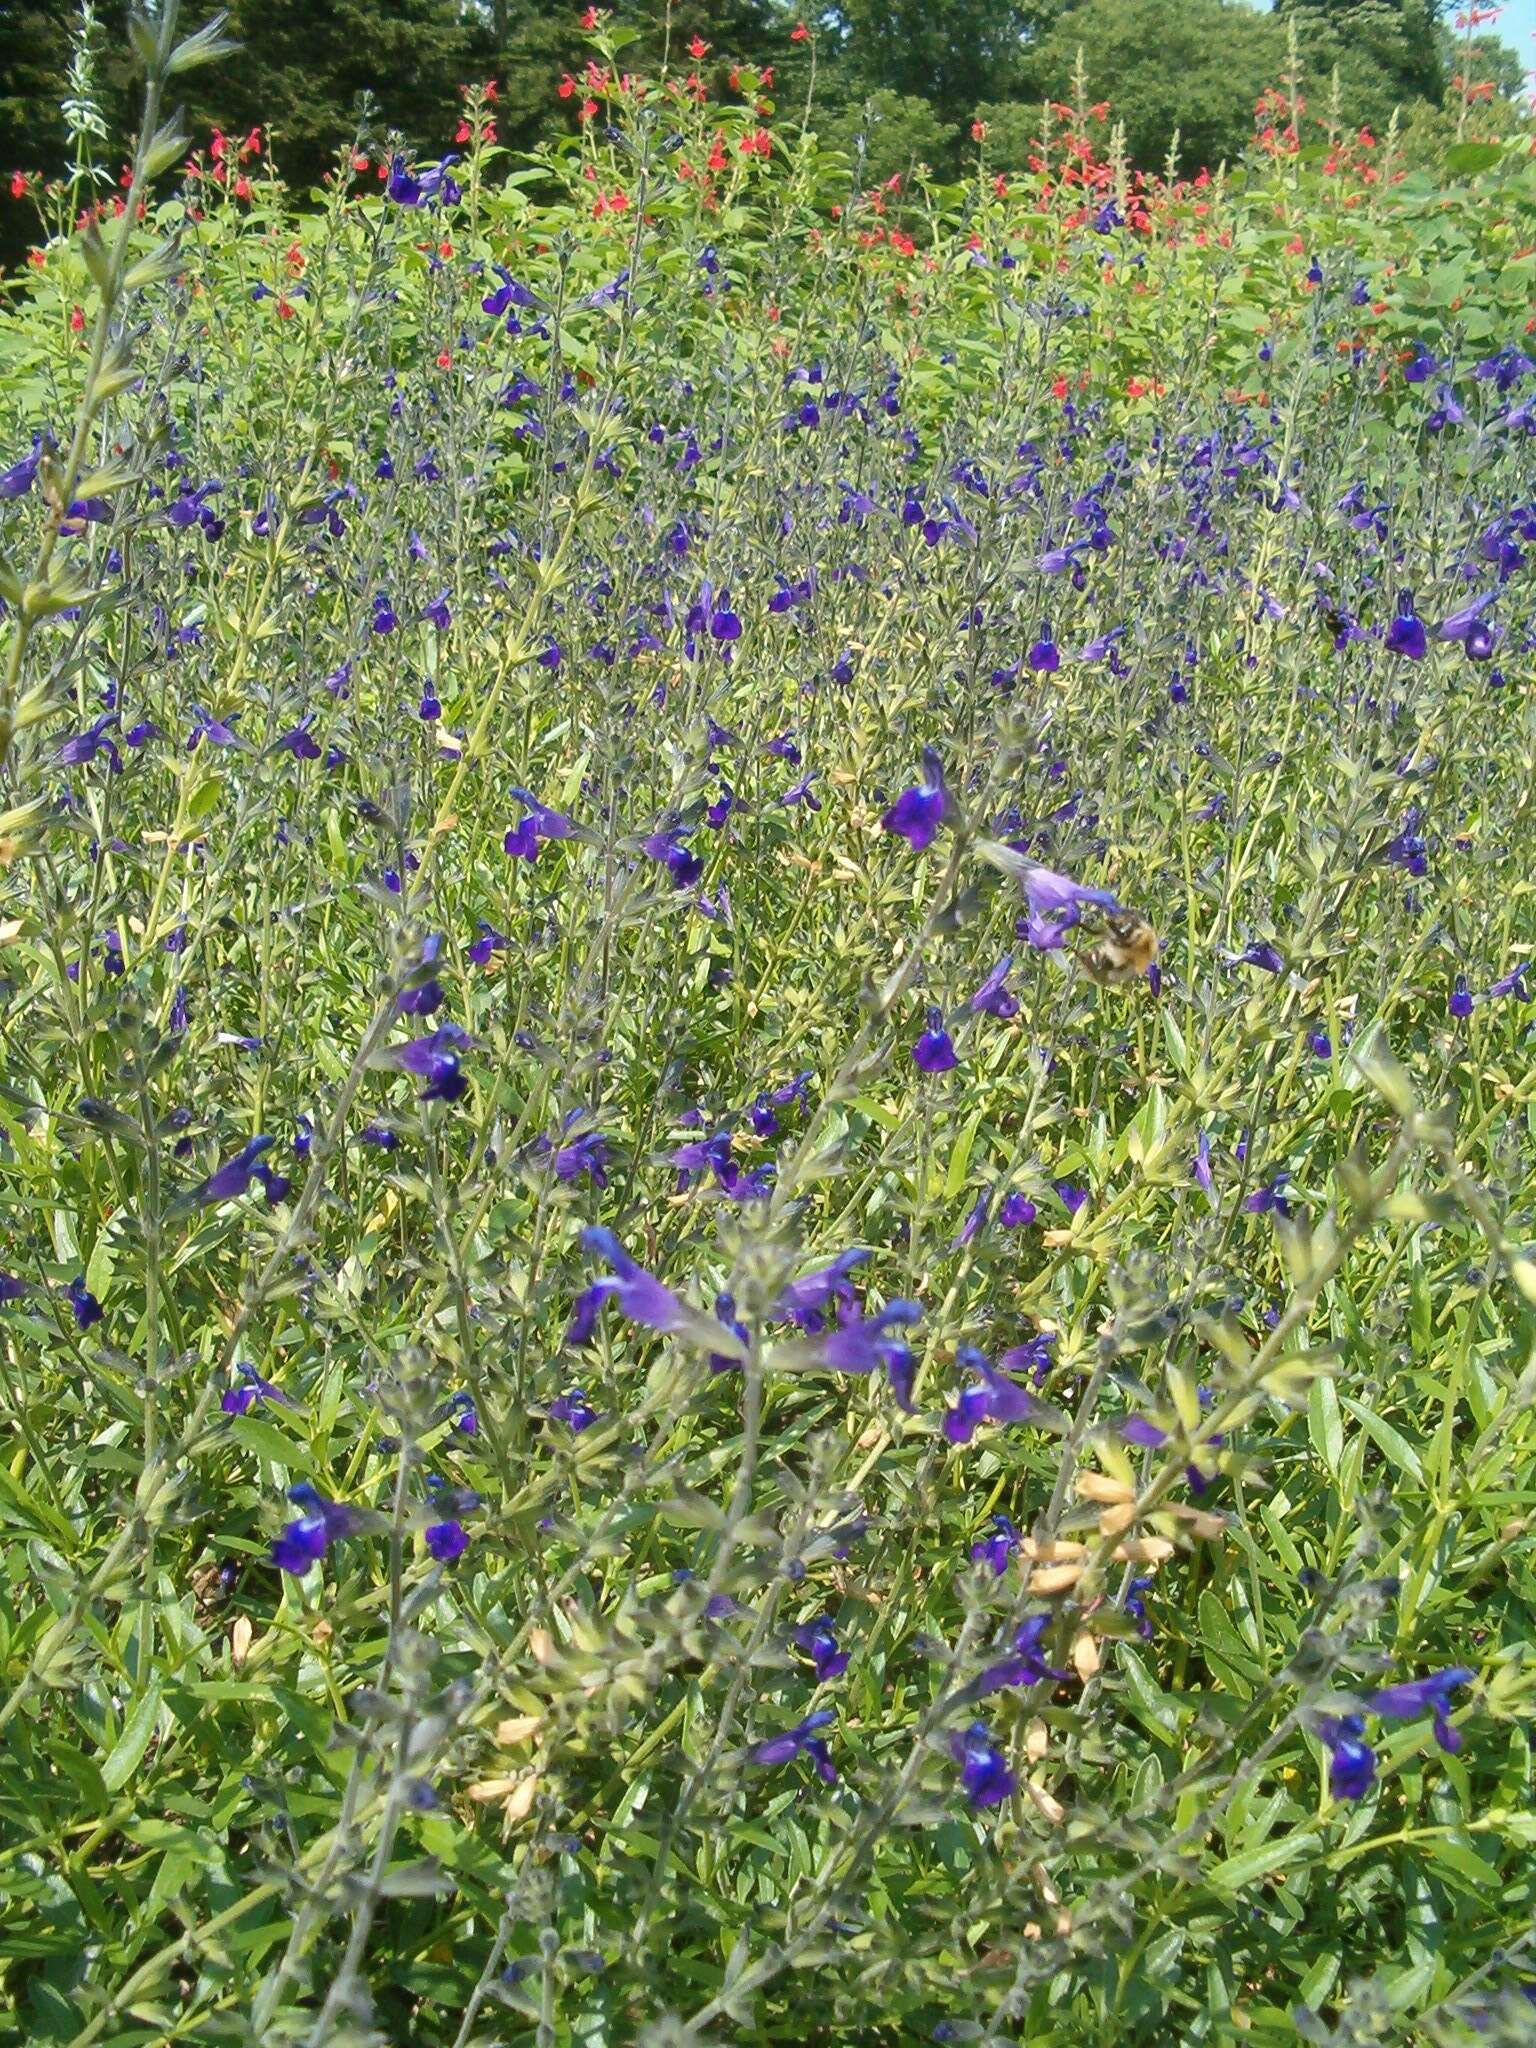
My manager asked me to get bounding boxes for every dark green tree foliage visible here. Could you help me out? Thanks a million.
[1020,0,1287,173]
[823,0,1047,121]
[185,0,473,191]
[2,2,75,173]
[1279,0,1447,112]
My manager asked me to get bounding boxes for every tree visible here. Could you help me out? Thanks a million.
[822,0,1049,123]
[185,0,473,190]
[1278,0,1446,114]
[1018,0,1287,172]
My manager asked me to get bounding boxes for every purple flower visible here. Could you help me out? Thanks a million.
[970,1512,1019,1576]
[505,788,578,861]
[553,1128,609,1188]
[468,921,509,965]
[1318,1713,1377,1800]
[1485,964,1528,1002]
[1192,1131,1215,1198]
[186,704,238,750]
[57,715,121,772]
[999,1192,1037,1228]
[1027,623,1060,673]
[1366,1667,1472,1753]
[1237,941,1285,974]
[0,435,47,499]
[549,1387,599,1431]
[1402,343,1438,385]
[0,1272,28,1305]
[275,717,322,761]
[1054,1181,1089,1215]
[222,1360,295,1414]
[747,1709,837,1783]
[816,1296,922,1411]
[1449,974,1474,1020]
[775,1248,869,1331]
[397,933,446,1016]
[271,1483,362,1576]
[1438,591,1497,661]
[1245,1171,1292,1218]
[913,1008,958,1073]
[426,1519,468,1563]
[386,153,460,206]
[943,1345,1048,1445]
[567,1226,746,1360]
[950,1722,1016,1809]
[393,1022,472,1103]
[969,954,1017,1018]
[66,1275,103,1329]
[975,1613,1068,1695]
[881,747,956,851]
[792,1617,850,1683]
[197,1135,276,1204]
[952,1188,990,1249]
[1385,594,1427,661]
[643,828,703,889]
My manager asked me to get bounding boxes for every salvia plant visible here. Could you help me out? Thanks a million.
[0,5,1535,2044]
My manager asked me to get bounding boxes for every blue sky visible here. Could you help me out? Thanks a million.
[1490,0,1536,72]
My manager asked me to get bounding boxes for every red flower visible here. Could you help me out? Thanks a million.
[790,21,809,40]
[580,5,598,27]
[8,170,27,199]
[69,305,85,332]
[970,119,987,142]
[558,73,576,98]
[688,34,709,58]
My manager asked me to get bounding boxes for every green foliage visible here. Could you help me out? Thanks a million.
[814,87,960,188]
[1,13,1536,2045]
[1021,0,1287,170]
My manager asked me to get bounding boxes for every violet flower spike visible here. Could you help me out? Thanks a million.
[747,1709,837,1783]
[881,746,956,851]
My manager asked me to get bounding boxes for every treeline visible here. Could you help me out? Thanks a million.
[1,0,1528,205]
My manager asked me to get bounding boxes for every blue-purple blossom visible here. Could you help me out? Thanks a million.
[389,1021,473,1103]
[775,1248,869,1330]
[999,1192,1037,1228]
[943,1345,1049,1445]
[397,934,446,1016]
[1385,593,1427,661]
[549,1387,599,1432]
[975,1613,1068,1695]
[816,1296,922,1411]
[969,954,1018,1018]
[567,1226,746,1359]
[57,715,121,772]
[1366,1667,1472,1753]
[881,747,956,851]
[950,1722,1016,1809]
[66,1276,102,1329]
[1317,1713,1377,1800]
[747,1709,837,1782]
[271,1483,363,1575]
[913,1008,958,1073]
[197,1135,276,1205]
[426,1518,469,1562]
[792,1617,850,1683]
[971,1513,1019,1576]
[222,1360,295,1414]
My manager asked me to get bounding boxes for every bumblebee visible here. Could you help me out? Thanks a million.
[1080,910,1159,987]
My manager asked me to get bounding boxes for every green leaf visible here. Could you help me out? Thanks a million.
[1208,1829,1321,1894]
[101,1683,162,1793]
[1443,142,1503,178]
[1339,1397,1424,1484]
